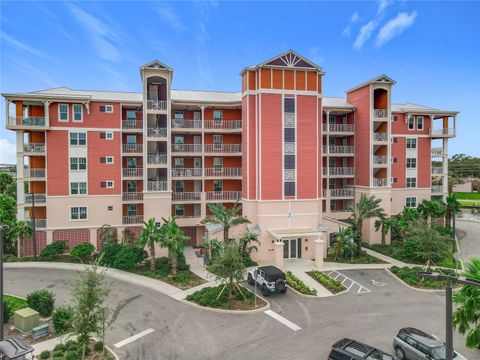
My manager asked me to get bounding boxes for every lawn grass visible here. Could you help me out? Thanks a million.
[390,266,457,289]
[4,294,27,312]
[455,192,480,200]
[458,199,480,207]
[186,285,267,310]
[307,271,346,294]
[324,250,386,264]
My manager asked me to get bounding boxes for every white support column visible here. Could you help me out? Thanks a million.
[314,239,325,268]
[324,110,330,212]
[16,131,25,214]
[43,101,51,127]
[200,105,206,193]
[5,99,10,126]
[274,241,285,269]
[443,138,449,196]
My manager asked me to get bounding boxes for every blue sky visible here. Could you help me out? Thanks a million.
[1,0,479,163]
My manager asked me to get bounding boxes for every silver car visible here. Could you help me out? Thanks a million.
[393,328,466,360]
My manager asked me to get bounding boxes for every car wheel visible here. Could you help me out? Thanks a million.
[395,347,406,360]
[276,279,286,292]
[247,273,255,285]
[280,287,287,294]
[261,285,269,297]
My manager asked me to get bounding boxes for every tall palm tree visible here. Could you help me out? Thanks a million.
[374,215,394,246]
[158,217,188,274]
[239,232,260,255]
[453,257,480,349]
[137,218,160,271]
[331,227,352,261]
[202,201,250,243]
[445,194,461,236]
[417,200,446,226]
[14,220,32,257]
[348,194,384,254]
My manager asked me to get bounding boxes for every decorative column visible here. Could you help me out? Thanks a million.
[314,239,325,268]
[43,101,51,127]
[274,240,284,269]
[324,110,330,212]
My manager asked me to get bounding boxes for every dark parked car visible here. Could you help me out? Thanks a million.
[328,338,394,360]
[247,265,287,296]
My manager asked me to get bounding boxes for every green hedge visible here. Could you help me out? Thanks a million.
[285,271,317,296]
[69,243,95,262]
[307,271,346,294]
[186,285,256,309]
[40,241,67,258]
[390,266,455,289]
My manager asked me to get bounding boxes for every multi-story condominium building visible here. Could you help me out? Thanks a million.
[3,50,457,268]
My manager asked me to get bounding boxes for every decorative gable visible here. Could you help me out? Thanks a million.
[140,60,173,72]
[262,50,321,70]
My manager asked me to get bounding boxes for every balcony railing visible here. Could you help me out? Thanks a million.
[206,191,242,201]
[373,178,388,187]
[329,188,355,198]
[147,154,167,165]
[324,167,354,176]
[171,168,202,177]
[147,100,167,111]
[373,156,388,165]
[432,167,444,175]
[147,181,168,192]
[176,214,202,219]
[323,145,355,154]
[24,168,46,178]
[373,109,388,119]
[432,185,444,193]
[171,120,202,129]
[322,124,355,133]
[122,120,142,129]
[204,144,242,153]
[24,194,46,203]
[122,192,143,201]
[147,127,167,138]
[431,147,444,156]
[204,168,242,177]
[122,215,144,225]
[8,116,46,127]
[172,144,202,153]
[24,143,45,153]
[204,120,242,130]
[122,144,143,153]
[27,219,47,229]
[172,192,201,201]
[374,132,388,141]
[431,128,455,136]
[123,168,143,177]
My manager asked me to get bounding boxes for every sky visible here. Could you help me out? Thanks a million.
[0,0,479,163]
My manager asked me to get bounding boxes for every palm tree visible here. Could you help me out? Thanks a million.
[201,201,250,243]
[445,194,461,236]
[331,227,352,261]
[453,257,480,349]
[417,200,446,226]
[14,220,32,257]
[348,194,384,254]
[137,218,160,271]
[158,217,188,274]
[239,232,260,255]
[374,215,394,246]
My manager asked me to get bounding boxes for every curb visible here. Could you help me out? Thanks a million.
[286,285,319,298]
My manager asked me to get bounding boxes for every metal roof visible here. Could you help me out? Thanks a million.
[323,97,355,109]
[392,103,458,115]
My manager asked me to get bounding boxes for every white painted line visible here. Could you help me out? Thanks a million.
[264,310,302,331]
[114,328,155,348]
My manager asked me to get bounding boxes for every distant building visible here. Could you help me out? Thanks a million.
[453,179,480,193]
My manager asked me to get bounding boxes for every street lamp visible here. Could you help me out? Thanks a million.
[417,271,480,360]
[0,224,9,341]
[25,192,37,260]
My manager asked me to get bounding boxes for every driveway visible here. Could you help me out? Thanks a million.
[5,268,479,360]
[456,220,480,262]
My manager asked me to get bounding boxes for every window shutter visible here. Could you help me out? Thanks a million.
[284,98,295,113]
[284,128,295,142]
[100,157,106,163]
[100,105,106,112]
[284,182,295,196]
[284,155,295,169]
[100,132,106,139]
[100,181,106,188]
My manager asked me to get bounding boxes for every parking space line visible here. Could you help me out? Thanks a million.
[114,328,155,348]
[264,310,302,331]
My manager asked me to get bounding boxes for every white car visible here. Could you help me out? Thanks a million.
[247,265,287,296]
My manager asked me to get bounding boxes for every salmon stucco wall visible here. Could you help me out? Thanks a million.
[88,131,121,195]
[47,130,69,196]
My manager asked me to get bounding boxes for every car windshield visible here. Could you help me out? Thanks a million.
[430,346,446,360]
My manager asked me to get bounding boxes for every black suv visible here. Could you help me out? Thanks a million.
[329,338,394,360]
[247,266,287,296]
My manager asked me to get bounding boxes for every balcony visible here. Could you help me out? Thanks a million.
[147,154,167,165]
[373,178,388,187]
[172,192,201,202]
[322,124,355,133]
[172,144,202,153]
[323,145,355,154]
[204,168,242,177]
[171,168,202,177]
[373,132,388,142]
[122,144,143,153]
[123,168,143,177]
[205,144,242,154]
[24,143,45,154]
[329,188,355,198]
[171,120,202,129]
[432,185,444,194]
[24,167,46,179]
[122,192,143,202]
[431,147,445,156]
[432,167,445,175]
[24,193,46,204]
[122,215,144,225]
[204,120,242,130]
[373,156,388,165]
[147,127,167,138]
[27,219,47,229]
[147,181,168,192]
[373,109,388,119]
[7,116,47,129]
[147,100,167,111]
[206,191,242,201]
[431,128,455,138]
[122,120,143,130]
[323,167,354,176]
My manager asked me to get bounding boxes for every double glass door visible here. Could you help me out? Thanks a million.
[283,238,301,259]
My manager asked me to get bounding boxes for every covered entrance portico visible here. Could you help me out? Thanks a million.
[268,227,327,269]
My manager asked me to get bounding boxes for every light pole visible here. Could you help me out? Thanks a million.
[417,271,480,360]
[0,224,9,341]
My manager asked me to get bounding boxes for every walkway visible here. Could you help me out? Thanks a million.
[456,220,480,262]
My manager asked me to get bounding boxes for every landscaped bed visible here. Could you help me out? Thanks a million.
[4,294,27,312]
[324,250,386,264]
[389,266,458,289]
[39,339,115,360]
[131,268,205,290]
[186,285,267,310]
[285,271,317,296]
[307,271,346,294]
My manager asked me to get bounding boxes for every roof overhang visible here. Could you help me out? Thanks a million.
[268,227,325,240]
[346,74,396,93]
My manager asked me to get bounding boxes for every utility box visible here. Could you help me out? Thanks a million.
[14,307,39,333]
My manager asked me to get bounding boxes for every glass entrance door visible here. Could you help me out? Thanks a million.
[283,238,300,259]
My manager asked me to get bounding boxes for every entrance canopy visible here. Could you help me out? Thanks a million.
[268,227,324,240]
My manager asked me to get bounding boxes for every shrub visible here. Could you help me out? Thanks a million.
[70,243,95,262]
[390,266,455,289]
[26,289,55,317]
[171,273,189,283]
[94,341,104,352]
[65,339,77,347]
[52,305,74,334]
[65,351,79,360]
[3,300,13,323]
[52,349,64,358]
[67,343,78,352]
[155,257,171,274]
[98,242,122,267]
[40,350,50,359]
[53,343,66,352]
[176,253,189,271]
[112,244,145,270]
[307,271,345,294]
[186,285,256,309]
[40,240,67,258]
[285,271,317,296]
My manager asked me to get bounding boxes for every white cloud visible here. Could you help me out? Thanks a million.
[376,11,417,47]
[377,0,393,15]
[0,31,52,61]
[342,11,360,36]
[351,12,360,23]
[353,21,377,49]
[0,138,17,164]
[155,3,186,32]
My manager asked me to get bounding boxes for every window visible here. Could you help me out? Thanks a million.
[391,177,398,183]
[213,157,223,171]
[100,132,114,140]
[417,116,424,130]
[391,115,398,122]
[175,181,184,193]
[406,138,417,149]
[284,155,295,169]
[329,178,336,189]
[330,201,335,211]
[284,182,295,196]
[70,132,86,146]
[107,206,113,211]
[100,156,114,164]
[127,158,137,168]
[408,116,415,130]
[70,157,86,170]
[329,158,335,167]
[391,157,398,163]
[174,111,184,120]
[213,180,223,192]
[329,115,335,124]
[406,177,417,188]
[99,105,113,113]
[127,181,137,192]
[175,204,184,216]
[406,158,417,169]
[213,135,222,150]
[405,197,417,207]
[70,182,87,195]
[391,137,398,144]
[127,204,137,216]
[73,104,83,122]
[126,110,136,121]
[70,206,87,220]
[58,104,68,122]
[100,181,114,188]
[284,128,295,142]
[213,110,223,125]
[174,135,184,144]
[284,98,295,113]
[174,158,184,168]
